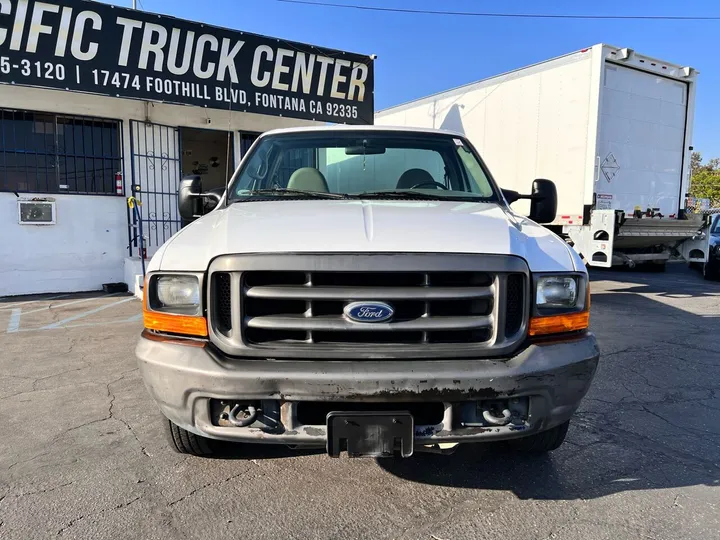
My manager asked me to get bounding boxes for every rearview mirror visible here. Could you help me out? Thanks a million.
[529,179,557,224]
[345,145,386,155]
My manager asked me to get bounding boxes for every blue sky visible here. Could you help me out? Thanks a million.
[122,0,720,158]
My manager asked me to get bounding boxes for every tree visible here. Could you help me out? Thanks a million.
[690,152,720,208]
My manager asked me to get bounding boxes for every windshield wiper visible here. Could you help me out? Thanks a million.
[352,190,445,200]
[238,188,347,199]
[352,190,491,201]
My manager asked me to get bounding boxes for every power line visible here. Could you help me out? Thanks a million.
[275,0,720,20]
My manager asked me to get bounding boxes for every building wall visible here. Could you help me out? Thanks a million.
[0,193,128,295]
[0,84,319,296]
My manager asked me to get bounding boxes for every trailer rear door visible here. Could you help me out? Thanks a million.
[596,63,688,216]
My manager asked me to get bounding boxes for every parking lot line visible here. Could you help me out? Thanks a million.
[0,293,72,310]
[39,297,136,330]
[19,294,123,316]
[6,308,21,333]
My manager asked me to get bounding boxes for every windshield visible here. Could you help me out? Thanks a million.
[228,131,498,202]
[712,215,720,235]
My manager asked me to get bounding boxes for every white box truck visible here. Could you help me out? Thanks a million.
[376,44,710,268]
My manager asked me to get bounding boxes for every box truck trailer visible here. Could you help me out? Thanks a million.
[376,43,711,269]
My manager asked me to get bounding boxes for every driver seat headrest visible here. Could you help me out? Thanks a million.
[396,168,435,190]
[287,167,329,192]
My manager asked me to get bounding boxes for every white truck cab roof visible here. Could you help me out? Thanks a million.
[261,124,467,138]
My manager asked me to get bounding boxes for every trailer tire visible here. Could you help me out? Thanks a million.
[165,419,215,456]
[703,262,718,281]
[506,420,570,453]
[650,261,667,273]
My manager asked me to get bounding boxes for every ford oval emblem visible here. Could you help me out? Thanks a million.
[344,301,394,323]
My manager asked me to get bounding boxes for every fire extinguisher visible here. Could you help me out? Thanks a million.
[115,171,123,195]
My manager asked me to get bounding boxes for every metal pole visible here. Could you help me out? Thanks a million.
[132,0,137,9]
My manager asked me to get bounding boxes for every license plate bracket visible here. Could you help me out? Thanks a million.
[326,411,414,458]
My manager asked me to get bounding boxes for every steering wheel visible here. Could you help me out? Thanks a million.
[409,181,448,190]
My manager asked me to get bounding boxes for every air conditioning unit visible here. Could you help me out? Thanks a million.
[18,199,56,225]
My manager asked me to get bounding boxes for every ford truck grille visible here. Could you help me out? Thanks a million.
[207,254,529,360]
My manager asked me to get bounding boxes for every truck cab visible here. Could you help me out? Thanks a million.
[136,126,599,459]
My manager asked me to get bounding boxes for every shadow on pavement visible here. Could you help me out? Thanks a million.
[377,278,720,499]
[207,441,325,460]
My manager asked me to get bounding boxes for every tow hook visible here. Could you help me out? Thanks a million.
[227,403,259,427]
[482,408,512,426]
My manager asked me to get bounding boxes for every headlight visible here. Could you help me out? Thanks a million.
[536,276,578,308]
[144,273,207,337]
[530,274,589,337]
[156,275,201,309]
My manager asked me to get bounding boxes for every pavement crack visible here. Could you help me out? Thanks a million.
[13,481,74,498]
[56,495,141,536]
[168,468,252,507]
[63,416,111,434]
[32,366,88,391]
[6,451,51,471]
[655,340,720,356]
[639,405,720,437]
[106,369,149,457]
[573,415,720,471]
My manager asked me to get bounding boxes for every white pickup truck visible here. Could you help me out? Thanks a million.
[136,126,600,459]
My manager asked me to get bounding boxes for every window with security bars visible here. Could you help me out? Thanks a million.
[274,147,316,187]
[0,109,122,195]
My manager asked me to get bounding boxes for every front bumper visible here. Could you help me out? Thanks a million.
[136,332,599,445]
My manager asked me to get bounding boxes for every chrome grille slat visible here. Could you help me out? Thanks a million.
[245,314,493,332]
[206,254,529,360]
[245,285,494,300]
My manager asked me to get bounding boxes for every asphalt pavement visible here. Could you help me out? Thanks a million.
[0,265,718,540]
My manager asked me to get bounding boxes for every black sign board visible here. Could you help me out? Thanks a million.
[0,0,374,124]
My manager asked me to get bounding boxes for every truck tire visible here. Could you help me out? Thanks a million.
[507,420,569,453]
[165,419,215,456]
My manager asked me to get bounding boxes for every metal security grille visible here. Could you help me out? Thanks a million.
[239,132,260,158]
[0,109,122,195]
[129,121,181,257]
[276,148,315,186]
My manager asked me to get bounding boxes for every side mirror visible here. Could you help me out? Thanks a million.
[529,179,557,224]
[178,176,223,223]
[502,189,521,205]
[203,187,226,213]
[179,175,203,222]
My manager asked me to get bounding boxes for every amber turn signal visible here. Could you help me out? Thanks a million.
[142,307,208,337]
[528,311,590,337]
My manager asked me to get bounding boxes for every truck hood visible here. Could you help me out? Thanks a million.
[153,200,578,273]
